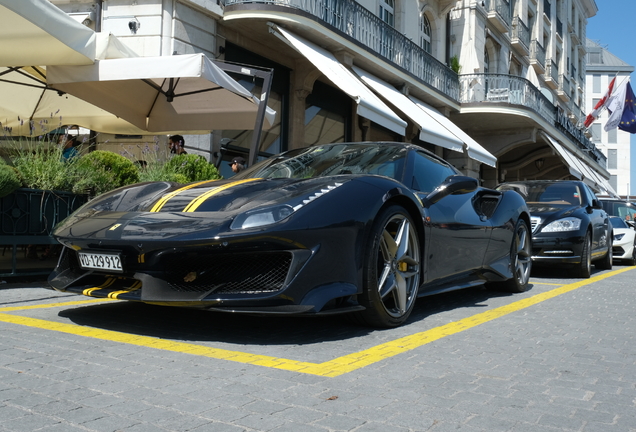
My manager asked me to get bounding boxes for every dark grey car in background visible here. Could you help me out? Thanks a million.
[497,180,612,278]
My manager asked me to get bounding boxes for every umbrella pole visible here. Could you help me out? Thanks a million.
[247,68,273,167]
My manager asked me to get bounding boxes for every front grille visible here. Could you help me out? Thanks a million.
[530,216,541,233]
[162,251,293,295]
[613,246,625,255]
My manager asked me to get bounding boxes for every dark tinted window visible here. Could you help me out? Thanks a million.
[411,151,457,193]
[497,182,582,206]
[602,201,636,220]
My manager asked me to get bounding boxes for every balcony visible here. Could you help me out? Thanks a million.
[544,60,558,89]
[557,74,570,102]
[530,40,546,74]
[511,16,530,56]
[459,74,556,124]
[224,0,460,101]
[459,73,607,166]
[485,0,511,33]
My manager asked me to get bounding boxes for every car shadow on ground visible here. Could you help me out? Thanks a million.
[57,283,530,346]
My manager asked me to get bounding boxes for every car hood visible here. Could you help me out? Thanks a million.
[53,176,352,241]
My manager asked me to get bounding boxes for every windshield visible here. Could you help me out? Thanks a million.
[234,144,407,181]
[498,183,582,206]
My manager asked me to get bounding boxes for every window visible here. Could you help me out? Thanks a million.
[419,14,431,53]
[593,74,601,93]
[591,123,601,142]
[592,98,600,108]
[610,175,618,192]
[304,80,349,146]
[411,151,457,193]
[484,49,490,73]
[379,0,394,26]
[608,128,617,144]
[608,149,618,169]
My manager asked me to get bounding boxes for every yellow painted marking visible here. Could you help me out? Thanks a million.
[109,224,122,231]
[150,180,218,212]
[82,278,116,296]
[182,178,261,213]
[0,267,632,377]
[138,254,145,264]
[108,281,142,299]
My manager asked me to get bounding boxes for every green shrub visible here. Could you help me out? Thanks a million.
[10,139,78,191]
[0,164,22,198]
[165,154,222,182]
[74,151,140,195]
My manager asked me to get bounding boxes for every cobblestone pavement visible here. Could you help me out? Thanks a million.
[0,265,635,432]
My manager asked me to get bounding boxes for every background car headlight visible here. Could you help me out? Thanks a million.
[231,205,295,230]
[541,217,582,232]
[615,233,625,241]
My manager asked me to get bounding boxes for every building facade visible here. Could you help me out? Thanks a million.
[50,0,614,193]
[585,39,633,197]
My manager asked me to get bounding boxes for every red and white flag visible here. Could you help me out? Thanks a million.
[584,76,616,128]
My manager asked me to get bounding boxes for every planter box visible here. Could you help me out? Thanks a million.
[0,188,88,277]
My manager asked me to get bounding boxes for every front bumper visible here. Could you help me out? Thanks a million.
[48,240,363,315]
[531,233,585,264]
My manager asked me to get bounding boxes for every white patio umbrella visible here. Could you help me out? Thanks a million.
[0,0,95,67]
[47,54,275,133]
[0,33,150,135]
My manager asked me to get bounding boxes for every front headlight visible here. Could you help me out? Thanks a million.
[615,233,625,241]
[230,205,295,230]
[541,217,582,232]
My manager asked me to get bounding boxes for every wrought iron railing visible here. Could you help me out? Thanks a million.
[224,0,460,101]
[530,40,546,68]
[459,74,556,123]
[485,0,511,26]
[512,16,530,51]
[546,60,558,82]
[459,73,606,166]
[0,188,88,276]
[559,74,570,96]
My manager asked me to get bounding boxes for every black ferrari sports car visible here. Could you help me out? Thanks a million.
[496,180,612,278]
[48,142,531,327]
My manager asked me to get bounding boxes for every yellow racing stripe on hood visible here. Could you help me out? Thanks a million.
[150,180,219,212]
[182,178,261,212]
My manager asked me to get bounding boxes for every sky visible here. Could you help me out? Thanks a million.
[585,0,636,196]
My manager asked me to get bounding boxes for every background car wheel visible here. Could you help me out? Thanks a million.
[627,243,636,266]
[595,232,613,270]
[487,219,532,293]
[354,205,420,328]
[572,232,592,278]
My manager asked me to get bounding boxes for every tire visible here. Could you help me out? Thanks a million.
[354,205,421,328]
[627,243,636,266]
[499,219,532,293]
[573,232,592,278]
[595,231,613,270]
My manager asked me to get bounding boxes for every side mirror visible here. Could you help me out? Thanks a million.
[591,199,602,210]
[627,220,636,229]
[422,175,479,207]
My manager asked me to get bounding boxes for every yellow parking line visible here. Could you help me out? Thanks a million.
[0,267,633,377]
